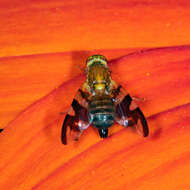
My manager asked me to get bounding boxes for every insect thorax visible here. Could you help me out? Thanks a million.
[86,62,111,94]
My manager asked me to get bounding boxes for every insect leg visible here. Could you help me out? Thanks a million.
[132,96,146,102]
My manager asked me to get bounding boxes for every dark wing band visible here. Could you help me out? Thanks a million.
[114,85,149,137]
[61,89,90,145]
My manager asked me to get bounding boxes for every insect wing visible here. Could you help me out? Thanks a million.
[133,107,149,137]
[61,88,90,145]
[113,84,149,137]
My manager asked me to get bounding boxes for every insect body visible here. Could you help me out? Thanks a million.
[61,55,149,144]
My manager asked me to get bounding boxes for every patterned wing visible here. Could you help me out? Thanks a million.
[112,84,149,137]
[61,87,91,145]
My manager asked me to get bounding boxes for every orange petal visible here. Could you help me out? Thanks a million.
[0,1,190,56]
[1,46,190,189]
[1,1,190,190]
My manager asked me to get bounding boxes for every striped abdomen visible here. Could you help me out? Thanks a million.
[88,94,115,129]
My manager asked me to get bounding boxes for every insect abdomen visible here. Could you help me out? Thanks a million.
[88,95,115,128]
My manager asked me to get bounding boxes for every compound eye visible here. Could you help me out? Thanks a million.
[86,55,107,67]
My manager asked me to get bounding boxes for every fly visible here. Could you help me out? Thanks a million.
[61,55,149,144]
